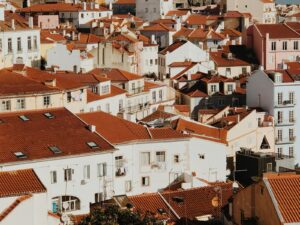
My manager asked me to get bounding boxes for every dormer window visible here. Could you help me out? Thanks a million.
[14,151,27,159]
[274,72,282,83]
[101,85,109,94]
[86,141,99,149]
[19,115,29,121]
[210,84,217,93]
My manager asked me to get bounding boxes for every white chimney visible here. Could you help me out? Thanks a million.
[11,19,15,30]
[27,0,31,7]
[95,3,99,9]
[62,29,66,37]
[88,125,96,132]
[82,2,87,11]
[28,17,33,28]
[151,35,156,44]
[109,2,112,10]
[0,7,4,21]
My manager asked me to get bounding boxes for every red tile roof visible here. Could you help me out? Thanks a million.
[166,10,189,17]
[78,111,188,144]
[255,23,300,39]
[140,110,176,123]
[185,14,208,26]
[86,86,126,102]
[114,0,135,4]
[0,69,59,96]
[0,169,46,198]
[19,3,109,13]
[0,108,114,164]
[264,174,300,223]
[142,23,175,32]
[210,51,250,67]
[129,182,233,221]
[160,40,187,55]
[90,68,143,82]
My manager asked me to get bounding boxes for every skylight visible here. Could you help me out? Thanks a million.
[14,152,27,159]
[19,115,29,121]
[44,112,55,119]
[48,146,62,154]
[86,141,99,149]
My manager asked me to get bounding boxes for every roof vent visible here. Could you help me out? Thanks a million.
[44,112,55,119]
[88,125,96,132]
[86,141,99,149]
[14,152,27,159]
[48,146,62,154]
[19,115,30,121]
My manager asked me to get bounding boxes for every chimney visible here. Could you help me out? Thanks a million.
[72,31,76,40]
[90,2,94,10]
[109,2,112,10]
[28,17,33,28]
[62,29,66,36]
[11,19,15,30]
[82,2,87,11]
[78,32,81,41]
[95,3,99,9]
[27,0,31,7]
[109,23,114,34]
[88,125,96,132]
[0,7,4,21]
[151,35,156,44]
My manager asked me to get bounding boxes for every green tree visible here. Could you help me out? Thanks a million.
[78,205,163,225]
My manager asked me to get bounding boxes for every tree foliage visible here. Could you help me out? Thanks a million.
[78,205,163,225]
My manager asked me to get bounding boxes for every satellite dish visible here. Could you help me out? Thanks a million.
[211,196,220,208]
[226,169,231,176]
[232,181,239,189]
[62,202,69,210]
[61,213,69,222]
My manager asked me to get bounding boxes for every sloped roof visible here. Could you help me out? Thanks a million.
[255,23,300,39]
[90,68,143,82]
[160,40,187,55]
[0,169,46,198]
[264,173,300,223]
[0,108,115,164]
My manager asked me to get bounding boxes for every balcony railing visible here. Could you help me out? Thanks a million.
[275,136,296,144]
[127,102,150,113]
[275,119,295,126]
[275,100,295,108]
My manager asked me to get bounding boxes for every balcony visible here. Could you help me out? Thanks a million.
[127,102,150,114]
[275,136,296,145]
[274,100,295,108]
[131,87,144,95]
[275,119,295,126]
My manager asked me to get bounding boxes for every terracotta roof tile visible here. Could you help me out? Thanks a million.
[0,169,46,198]
[0,108,115,164]
[160,40,187,55]
[265,174,300,223]
[255,23,300,39]
[140,110,176,123]
[210,51,250,67]
[90,68,143,82]
[86,86,126,102]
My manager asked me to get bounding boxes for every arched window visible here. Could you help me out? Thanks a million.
[52,195,80,213]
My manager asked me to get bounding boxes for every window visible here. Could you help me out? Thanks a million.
[19,115,29,121]
[8,38,12,52]
[289,128,294,141]
[199,154,205,159]
[0,38,2,51]
[33,36,37,49]
[27,36,32,50]
[97,106,101,111]
[115,156,124,168]
[1,100,11,111]
[271,41,276,51]
[156,151,165,162]
[81,13,84,18]
[97,163,107,177]
[125,180,132,192]
[145,8,148,13]
[150,59,153,65]
[289,147,294,157]
[210,85,217,93]
[152,91,156,103]
[294,41,298,50]
[17,37,22,52]
[14,151,27,159]
[155,59,158,65]
[119,99,123,111]
[44,112,54,119]
[86,141,99,149]
[132,83,135,92]
[159,90,163,101]
[64,168,72,181]
[43,96,51,106]
[277,147,283,157]
[277,92,283,105]
[242,67,247,74]
[277,111,283,124]
[266,163,273,172]
[67,92,72,103]
[92,86,99,94]
[105,103,110,113]
[50,171,57,184]
[49,146,62,154]
[141,152,150,166]
[227,84,233,92]
[83,165,90,179]
[289,111,294,123]
[95,193,103,203]
[288,92,294,104]
[153,8,156,13]
[141,176,150,186]
[282,41,287,50]
[277,129,282,141]
[16,98,25,110]
[101,85,109,94]
[226,68,231,75]
[174,155,179,163]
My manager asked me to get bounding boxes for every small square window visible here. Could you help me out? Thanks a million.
[19,115,29,121]
[86,141,99,149]
[142,176,150,186]
[14,151,27,159]
[49,146,62,154]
